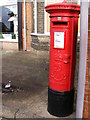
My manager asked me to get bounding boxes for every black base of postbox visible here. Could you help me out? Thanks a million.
[48,87,74,117]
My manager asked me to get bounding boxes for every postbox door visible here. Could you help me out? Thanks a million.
[49,22,72,92]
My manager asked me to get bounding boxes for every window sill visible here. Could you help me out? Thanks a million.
[31,33,50,36]
[0,39,18,42]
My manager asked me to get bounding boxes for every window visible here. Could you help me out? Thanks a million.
[0,5,17,34]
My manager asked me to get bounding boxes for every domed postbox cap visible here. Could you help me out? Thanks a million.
[45,1,80,17]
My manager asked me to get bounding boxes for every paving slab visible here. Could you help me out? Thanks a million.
[2,51,79,119]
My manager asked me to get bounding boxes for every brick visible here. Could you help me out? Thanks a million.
[83,97,89,118]
[89,68,90,76]
[89,95,90,102]
[86,75,88,82]
[84,94,88,101]
[88,61,90,68]
[88,76,90,82]
[88,39,90,46]
[88,15,90,23]
[88,31,90,39]
[88,54,90,60]
[89,23,90,30]
[84,101,88,106]
[89,113,90,118]
[88,102,90,109]
[88,41,90,46]
[85,88,90,96]
[83,112,88,118]
[83,8,90,118]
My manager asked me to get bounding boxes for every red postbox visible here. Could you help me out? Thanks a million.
[45,1,80,117]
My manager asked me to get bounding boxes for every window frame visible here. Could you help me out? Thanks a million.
[0,0,18,42]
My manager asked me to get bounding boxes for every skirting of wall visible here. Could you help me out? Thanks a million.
[31,35,50,51]
[0,41,18,51]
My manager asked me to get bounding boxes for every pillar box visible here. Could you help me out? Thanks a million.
[45,1,80,117]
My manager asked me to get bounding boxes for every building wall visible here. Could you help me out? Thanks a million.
[31,35,50,51]
[22,2,32,51]
[88,9,90,118]
[83,6,90,118]
[26,2,32,51]
[30,0,80,53]
[37,2,44,33]
[0,42,18,51]
[31,1,50,54]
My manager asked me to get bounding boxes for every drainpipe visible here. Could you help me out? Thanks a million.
[35,0,37,34]
[76,0,88,118]
[24,0,26,51]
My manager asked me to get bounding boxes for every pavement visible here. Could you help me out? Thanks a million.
[2,51,79,119]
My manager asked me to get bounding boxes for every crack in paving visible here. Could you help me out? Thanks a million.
[14,109,19,120]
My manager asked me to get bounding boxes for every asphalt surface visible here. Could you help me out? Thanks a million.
[2,51,79,119]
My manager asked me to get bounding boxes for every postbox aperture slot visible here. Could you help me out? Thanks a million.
[53,22,68,26]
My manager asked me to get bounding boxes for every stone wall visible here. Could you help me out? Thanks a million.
[31,35,50,51]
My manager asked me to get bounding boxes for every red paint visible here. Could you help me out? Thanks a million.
[45,2,80,92]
